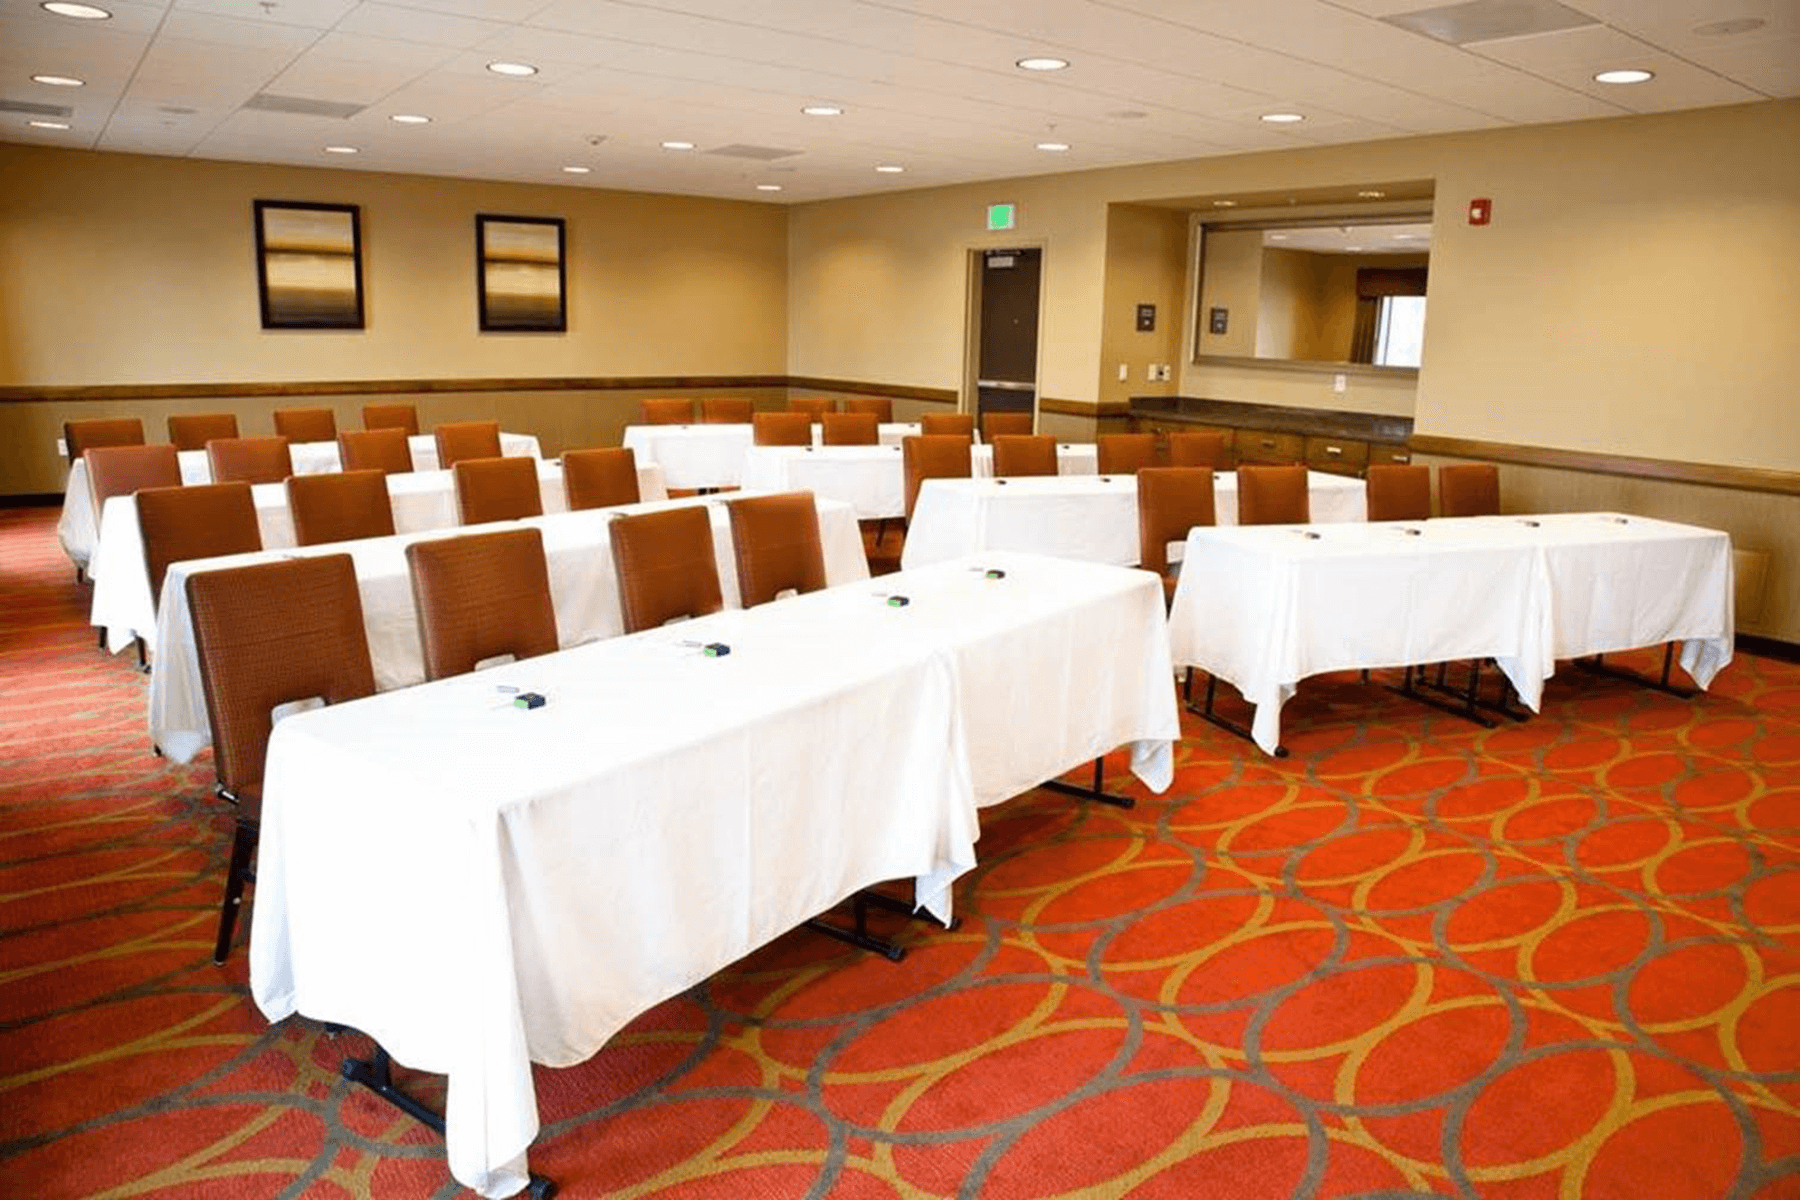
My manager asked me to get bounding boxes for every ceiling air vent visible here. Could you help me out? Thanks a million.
[0,99,73,117]
[241,93,366,119]
[704,143,803,160]
[1382,0,1598,45]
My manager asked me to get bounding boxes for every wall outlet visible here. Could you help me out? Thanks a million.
[1146,363,1158,381]
[1332,373,1347,394]
[1159,364,1172,381]
[1117,363,1128,382]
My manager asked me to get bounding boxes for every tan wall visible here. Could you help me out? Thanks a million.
[0,145,788,389]
[1195,229,1263,359]
[1254,248,1309,359]
[1098,205,1188,410]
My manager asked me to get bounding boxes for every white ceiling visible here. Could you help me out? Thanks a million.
[1263,221,1433,254]
[2,0,1794,203]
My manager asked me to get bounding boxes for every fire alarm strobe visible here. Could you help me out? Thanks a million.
[1468,197,1492,226]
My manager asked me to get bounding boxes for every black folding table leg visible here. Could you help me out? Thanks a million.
[1188,673,1288,758]
[1576,644,1695,699]
[1039,756,1135,808]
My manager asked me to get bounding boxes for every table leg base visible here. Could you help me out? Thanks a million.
[1188,674,1288,758]
[340,1046,558,1199]
[1577,645,1694,699]
[1410,663,1530,723]
[1390,662,1497,729]
[807,886,957,963]
[1038,756,1134,808]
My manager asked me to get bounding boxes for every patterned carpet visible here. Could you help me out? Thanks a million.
[2,502,1797,1199]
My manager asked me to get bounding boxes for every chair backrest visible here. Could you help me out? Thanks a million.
[701,397,754,424]
[434,420,502,470]
[453,456,543,525]
[609,505,724,633]
[338,427,414,475]
[728,491,827,608]
[287,470,396,546]
[820,412,879,445]
[982,411,1033,440]
[1097,433,1159,475]
[137,482,262,608]
[562,447,641,511]
[86,444,181,514]
[65,418,145,463]
[362,403,420,437]
[167,413,238,452]
[990,435,1057,478]
[844,397,893,423]
[903,434,973,519]
[641,398,694,425]
[1439,463,1500,518]
[1365,464,1432,522]
[186,553,376,799]
[1236,464,1311,526]
[272,407,337,443]
[207,436,293,485]
[1137,467,1216,582]
[405,528,558,682]
[920,412,974,438]
[753,411,813,446]
[1168,431,1229,469]
[788,396,836,419]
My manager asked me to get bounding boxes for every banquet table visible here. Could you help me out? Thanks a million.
[147,493,867,763]
[901,469,1368,569]
[621,422,918,489]
[58,432,542,569]
[89,459,666,655]
[969,441,1098,478]
[1166,512,1735,754]
[248,551,1177,1198]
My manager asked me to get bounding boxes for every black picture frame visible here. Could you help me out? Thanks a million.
[253,200,365,330]
[476,214,567,333]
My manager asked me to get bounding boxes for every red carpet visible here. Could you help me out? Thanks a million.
[2,503,1797,1198]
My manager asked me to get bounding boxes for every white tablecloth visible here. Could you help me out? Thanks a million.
[148,494,868,763]
[1167,512,1735,753]
[249,550,1176,1198]
[902,469,1367,570]
[969,442,1098,478]
[89,461,665,655]
[58,432,541,568]
[740,444,906,518]
[621,423,918,489]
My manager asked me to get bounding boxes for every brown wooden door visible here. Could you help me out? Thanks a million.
[975,248,1040,421]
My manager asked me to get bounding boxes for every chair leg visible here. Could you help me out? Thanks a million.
[213,817,258,965]
[135,636,149,673]
[875,517,889,545]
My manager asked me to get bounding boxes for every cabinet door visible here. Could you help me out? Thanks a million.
[1236,430,1305,464]
[1305,435,1369,477]
[1368,444,1413,467]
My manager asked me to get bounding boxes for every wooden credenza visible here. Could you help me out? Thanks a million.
[1129,396,1413,478]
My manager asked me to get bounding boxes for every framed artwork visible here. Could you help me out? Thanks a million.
[253,200,365,329]
[476,214,567,332]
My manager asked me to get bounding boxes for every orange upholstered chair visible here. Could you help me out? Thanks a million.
[1439,464,1500,517]
[168,413,239,452]
[87,445,181,516]
[1365,464,1432,522]
[609,506,724,633]
[844,397,893,424]
[728,492,827,608]
[701,397,754,424]
[982,411,1033,440]
[65,418,145,463]
[1097,433,1158,475]
[405,527,558,682]
[453,456,542,525]
[821,412,879,445]
[338,428,413,476]
[642,398,694,425]
[362,403,420,437]
[990,435,1057,478]
[207,436,293,485]
[788,396,836,420]
[286,470,396,546]
[920,413,974,438]
[753,412,813,447]
[272,407,337,443]
[1168,431,1229,469]
[562,447,641,511]
[903,434,973,520]
[434,420,502,470]
[1236,464,1311,526]
[1136,467,1216,603]
[137,482,263,611]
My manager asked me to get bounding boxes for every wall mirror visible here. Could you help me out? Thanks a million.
[1195,216,1430,369]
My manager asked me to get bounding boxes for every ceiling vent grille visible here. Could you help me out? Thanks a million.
[704,143,803,160]
[1382,0,1598,45]
[241,93,366,119]
[0,98,73,117]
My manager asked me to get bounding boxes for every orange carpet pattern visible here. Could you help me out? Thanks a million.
[2,503,1797,1199]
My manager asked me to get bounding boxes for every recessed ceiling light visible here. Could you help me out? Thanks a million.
[1260,112,1305,123]
[28,119,71,129]
[561,165,590,174]
[32,74,85,87]
[801,104,843,116]
[1594,68,1653,84]
[875,164,905,173]
[660,140,695,150]
[1269,233,1288,240]
[1212,199,1236,207]
[756,183,783,192]
[1347,245,1364,251]
[1392,232,1419,240]
[41,2,111,18]
[1016,56,1069,71]
[1036,141,1070,152]
[323,144,358,154]
[487,61,538,77]
[1358,189,1386,198]
[390,113,430,124]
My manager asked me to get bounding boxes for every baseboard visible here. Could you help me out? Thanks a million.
[1737,633,1800,664]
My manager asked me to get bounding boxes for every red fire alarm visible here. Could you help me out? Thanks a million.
[1468,197,1492,226]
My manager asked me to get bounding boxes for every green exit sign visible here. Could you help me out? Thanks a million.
[987,203,1017,232]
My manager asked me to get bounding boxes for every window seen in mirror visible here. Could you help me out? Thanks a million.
[1375,296,1427,368]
